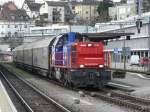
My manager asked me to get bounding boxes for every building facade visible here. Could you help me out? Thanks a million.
[109,3,136,20]
[74,1,99,24]
[40,1,73,23]
[95,12,150,63]
[22,0,42,19]
[0,1,29,21]
[0,20,35,38]
[143,0,150,13]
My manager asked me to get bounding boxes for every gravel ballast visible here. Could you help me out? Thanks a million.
[3,64,136,112]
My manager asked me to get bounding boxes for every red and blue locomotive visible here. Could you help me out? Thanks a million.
[14,32,111,88]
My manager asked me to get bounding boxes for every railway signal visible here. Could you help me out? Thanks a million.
[136,20,142,33]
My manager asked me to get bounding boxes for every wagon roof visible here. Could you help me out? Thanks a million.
[14,37,55,51]
[29,37,55,49]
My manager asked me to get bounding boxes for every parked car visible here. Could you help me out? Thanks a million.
[130,55,140,66]
[139,57,148,66]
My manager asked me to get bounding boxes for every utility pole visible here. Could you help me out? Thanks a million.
[136,0,142,16]
[119,23,126,70]
[148,17,150,71]
[89,0,92,25]
[136,0,143,33]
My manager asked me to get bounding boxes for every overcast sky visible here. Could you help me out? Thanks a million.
[0,0,121,8]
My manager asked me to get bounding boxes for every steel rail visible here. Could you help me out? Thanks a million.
[88,91,150,112]
[4,64,150,112]
[0,68,72,112]
[111,91,150,105]
[0,71,33,112]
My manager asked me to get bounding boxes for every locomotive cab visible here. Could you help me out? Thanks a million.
[71,42,104,69]
[50,32,111,88]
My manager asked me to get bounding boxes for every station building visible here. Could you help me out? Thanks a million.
[95,12,150,62]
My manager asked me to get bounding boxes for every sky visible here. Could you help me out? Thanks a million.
[0,0,121,8]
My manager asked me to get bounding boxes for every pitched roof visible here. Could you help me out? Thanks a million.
[0,2,29,21]
[75,0,100,5]
[46,1,67,6]
[25,0,42,11]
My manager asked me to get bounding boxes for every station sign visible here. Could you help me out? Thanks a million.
[113,48,119,54]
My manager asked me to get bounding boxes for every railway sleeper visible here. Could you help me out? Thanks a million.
[95,93,150,112]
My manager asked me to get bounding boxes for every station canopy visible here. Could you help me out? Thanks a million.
[82,32,134,41]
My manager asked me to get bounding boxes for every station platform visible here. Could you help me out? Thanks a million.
[0,80,17,112]
[111,72,150,98]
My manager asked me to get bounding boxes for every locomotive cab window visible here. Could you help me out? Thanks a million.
[56,34,68,47]
[63,34,68,45]
[74,33,92,43]
[75,33,83,42]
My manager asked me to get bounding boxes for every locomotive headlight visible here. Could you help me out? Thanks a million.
[99,65,104,68]
[80,65,84,68]
[87,44,92,47]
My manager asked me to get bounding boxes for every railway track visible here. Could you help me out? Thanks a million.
[47,75,150,112]
[86,90,150,112]
[0,67,72,112]
[2,64,150,112]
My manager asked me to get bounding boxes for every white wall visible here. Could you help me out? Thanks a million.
[109,4,135,20]
[40,2,49,14]
[0,21,35,38]
[0,45,10,51]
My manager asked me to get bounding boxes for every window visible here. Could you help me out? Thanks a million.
[15,25,18,28]
[14,32,18,37]
[53,8,57,11]
[145,51,148,57]
[72,6,75,10]
[8,32,11,36]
